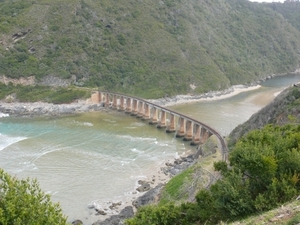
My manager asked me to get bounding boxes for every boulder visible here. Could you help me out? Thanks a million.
[72,220,83,225]
[136,182,150,192]
[132,183,164,208]
[92,206,134,225]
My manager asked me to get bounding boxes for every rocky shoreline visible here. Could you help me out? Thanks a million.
[84,152,198,225]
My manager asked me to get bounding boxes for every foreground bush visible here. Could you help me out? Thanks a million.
[0,169,68,225]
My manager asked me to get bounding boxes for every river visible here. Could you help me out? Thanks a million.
[0,73,300,224]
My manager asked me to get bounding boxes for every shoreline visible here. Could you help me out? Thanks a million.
[0,84,262,118]
[149,84,261,107]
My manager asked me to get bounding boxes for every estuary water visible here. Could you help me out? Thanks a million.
[0,73,300,224]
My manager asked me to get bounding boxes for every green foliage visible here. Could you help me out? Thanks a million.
[127,124,300,224]
[159,167,194,205]
[0,168,68,225]
[0,83,89,103]
[125,204,184,225]
[229,86,300,146]
[287,212,300,225]
[1,0,300,98]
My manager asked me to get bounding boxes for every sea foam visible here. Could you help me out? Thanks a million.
[0,133,27,151]
[0,113,9,118]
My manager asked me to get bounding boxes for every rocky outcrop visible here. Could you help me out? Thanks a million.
[162,154,195,177]
[0,75,35,86]
[136,180,151,192]
[39,75,77,87]
[0,101,104,117]
[132,183,164,209]
[92,206,134,225]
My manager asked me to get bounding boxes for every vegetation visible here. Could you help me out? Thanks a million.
[0,169,68,225]
[0,83,89,103]
[126,124,300,224]
[266,1,300,32]
[229,86,300,146]
[0,0,300,98]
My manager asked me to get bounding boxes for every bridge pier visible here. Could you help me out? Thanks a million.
[157,110,167,129]
[112,94,117,109]
[131,99,138,116]
[105,93,110,107]
[166,113,176,133]
[142,104,150,120]
[191,124,201,145]
[183,120,193,141]
[119,96,125,111]
[125,98,132,113]
[149,107,158,124]
[176,117,185,137]
[136,101,144,118]
[90,91,102,104]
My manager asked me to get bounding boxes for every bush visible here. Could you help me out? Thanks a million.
[0,169,68,225]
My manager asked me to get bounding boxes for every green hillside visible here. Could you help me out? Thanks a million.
[266,1,300,32]
[0,0,300,98]
[228,85,300,146]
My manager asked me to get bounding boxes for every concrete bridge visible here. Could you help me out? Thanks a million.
[90,91,228,160]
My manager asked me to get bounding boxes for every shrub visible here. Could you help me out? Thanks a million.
[0,169,68,225]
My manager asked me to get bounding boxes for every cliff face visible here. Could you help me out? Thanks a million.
[228,84,300,146]
[0,0,300,98]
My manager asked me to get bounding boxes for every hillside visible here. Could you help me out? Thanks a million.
[266,1,300,32]
[229,84,300,146]
[0,0,300,98]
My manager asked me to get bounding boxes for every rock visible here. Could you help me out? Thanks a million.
[109,202,122,209]
[165,162,173,166]
[132,183,164,208]
[92,206,134,225]
[136,182,150,192]
[72,220,83,225]
[95,209,107,216]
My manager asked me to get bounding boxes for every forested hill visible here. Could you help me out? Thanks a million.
[266,1,300,33]
[229,85,300,146]
[1,0,300,98]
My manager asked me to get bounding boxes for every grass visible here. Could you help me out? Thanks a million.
[159,136,222,205]
[228,199,300,225]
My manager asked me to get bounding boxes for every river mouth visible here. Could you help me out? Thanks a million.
[0,73,300,224]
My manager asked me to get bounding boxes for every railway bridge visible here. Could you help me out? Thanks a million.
[90,91,228,160]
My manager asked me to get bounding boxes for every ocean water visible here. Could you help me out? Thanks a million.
[0,111,190,223]
[0,73,300,224]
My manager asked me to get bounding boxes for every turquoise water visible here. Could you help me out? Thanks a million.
[0,73,300,223]
[0,111,189,223]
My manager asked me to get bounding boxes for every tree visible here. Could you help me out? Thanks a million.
[0,169,68,225]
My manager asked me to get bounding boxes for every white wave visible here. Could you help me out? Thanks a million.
[103,119,116,123]
[124,126,137,129]
[117,135,156,142]
[131,122,145,127]
[72,120,93,127]
[0,113,9,118]
[0,133,27,151]
[131,148,144,154]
